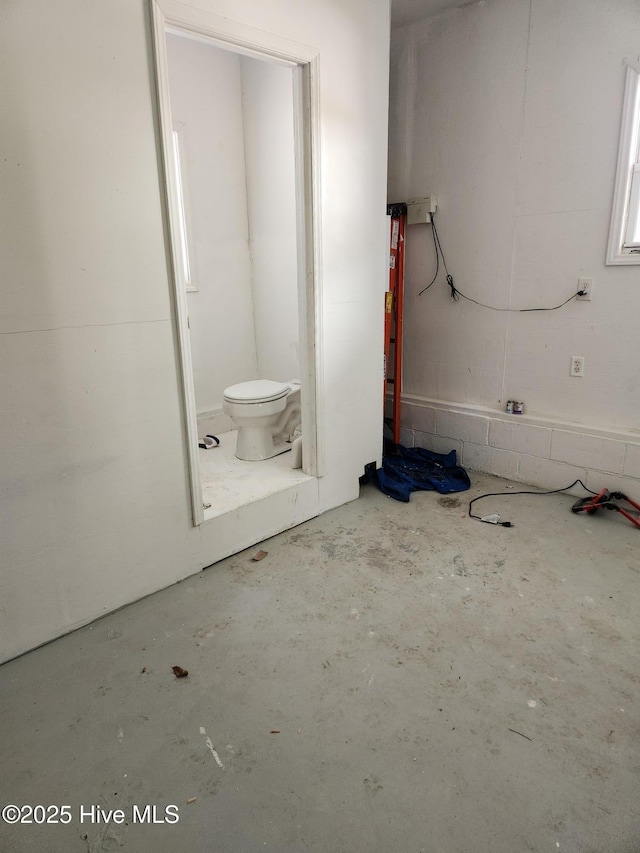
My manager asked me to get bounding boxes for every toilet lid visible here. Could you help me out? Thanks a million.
[223,379,290,404]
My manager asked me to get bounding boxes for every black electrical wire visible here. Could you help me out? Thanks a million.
[468,479,598,527]
[418,212,585,312]
[417,216,440,295]
[432,215,450,276]
[454,289,580,313]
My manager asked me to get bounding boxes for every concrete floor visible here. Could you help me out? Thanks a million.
[1,472,639,853]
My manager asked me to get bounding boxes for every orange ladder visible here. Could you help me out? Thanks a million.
[384,203,406,444]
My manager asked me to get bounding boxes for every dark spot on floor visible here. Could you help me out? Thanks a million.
[438,496,461,508]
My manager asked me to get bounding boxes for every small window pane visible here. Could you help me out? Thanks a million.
[624,164,640,247]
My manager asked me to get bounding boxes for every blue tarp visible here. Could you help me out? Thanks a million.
[375,443,471,502]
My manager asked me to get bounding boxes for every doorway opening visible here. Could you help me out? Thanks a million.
[150,3,321,525]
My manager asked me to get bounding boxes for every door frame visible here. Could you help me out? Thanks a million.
[149,0,324,525]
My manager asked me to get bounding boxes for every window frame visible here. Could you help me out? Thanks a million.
[607,61,640,265]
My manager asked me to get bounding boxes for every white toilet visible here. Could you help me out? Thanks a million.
[222,379,301,462]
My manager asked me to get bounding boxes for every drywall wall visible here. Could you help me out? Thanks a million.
[166,34,258,415]
[389,0,640,487]
[0,0,390,662]
[242,56,300,385]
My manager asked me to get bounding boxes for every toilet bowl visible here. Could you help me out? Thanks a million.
[222,379,301,462]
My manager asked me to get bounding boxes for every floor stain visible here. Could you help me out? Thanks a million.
[363,775,383,795]
[438,496,461,508]
[453,554,469,577]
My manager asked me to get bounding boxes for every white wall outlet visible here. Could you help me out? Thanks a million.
[570,356,585,377]
[577,278,593,300]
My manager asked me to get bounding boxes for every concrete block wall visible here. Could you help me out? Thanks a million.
[399,396,640,497]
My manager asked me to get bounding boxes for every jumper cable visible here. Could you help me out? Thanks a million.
[571,489,640,529]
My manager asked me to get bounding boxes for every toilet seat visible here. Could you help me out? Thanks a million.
[223,379,290,404]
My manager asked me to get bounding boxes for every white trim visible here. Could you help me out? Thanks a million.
[150,0,204,525]
[158,0,318,65]
[171,122,197,292]
[293,59,325,477]
[606,62,640,265]
[149,0,323,521]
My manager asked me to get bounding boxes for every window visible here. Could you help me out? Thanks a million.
[607,62,640,264]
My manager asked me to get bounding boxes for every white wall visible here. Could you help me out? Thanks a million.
[166,34,258,415]
[242,56,300,384]
[389,0,640,490]
[0,0,390,662]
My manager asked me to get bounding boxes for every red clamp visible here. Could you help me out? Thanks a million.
[571,489,640,529]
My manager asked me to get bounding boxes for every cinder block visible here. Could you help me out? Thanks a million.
[489,419,551,458]
[623,443,640,479]
[413,430,463,460]
[550,430,625,475]
[399,427,414,448]
[436,410,489,445]
[401,402,436,434]
[584,470,640,496]
[517,454,588,496]
[462,442,519,480]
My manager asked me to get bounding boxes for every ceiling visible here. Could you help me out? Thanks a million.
[391,0,470,28]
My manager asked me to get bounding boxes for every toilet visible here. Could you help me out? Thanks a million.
[222,379,301,462]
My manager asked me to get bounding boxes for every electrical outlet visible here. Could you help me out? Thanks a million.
[570,356,585,377]
[577,278,593,300]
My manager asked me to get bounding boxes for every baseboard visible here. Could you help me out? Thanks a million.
[397,395,640,496]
